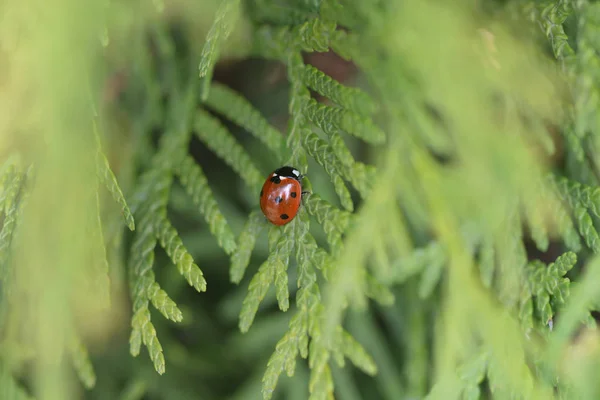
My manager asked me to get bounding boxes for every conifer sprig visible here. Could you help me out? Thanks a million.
[96,150,135,231]
[90,187,111,308]
[194,110,264,191]
[175,155,237,255]
[551,175,600,253]
[155,214,207,292]
[93,119,135,231]
[302,131,354,211]
[68,331,96,390]
[127,146,205,374]
[522,252,577,328]
[0,169,25,278]
[198,0,241,99]
[218,9,390,398]
[127,76,237,373]
[425,351,488,400]
[259,211,376,400]
[204,83,285,158]
[0,164,17,215]
[230,210,267,284]
[299,63,376,116]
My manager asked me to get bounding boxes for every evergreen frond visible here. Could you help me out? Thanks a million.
[0,164,17,215]
[1,170,22,217]
[525,252,577,327]
[518,282,534,334]
[147,278,183,323]
[253,17,336,60]
[425,351,488,399]
[204,83,285,157]
[126,127,188,374]
[134,304,165,374]
[294,210,328,286]
[198,0,241,99]
[336,327,377,375]
[128,214,158,359]
[554,175,600,217]
[299,63,376,116]
[262,321,301,400]
[418,256,444,299]
[303,194,350,252]
[571,2,600,139]
[96,149,135,231]
[522,187,550,252]
[294,18,335,53]
[538,1,575,66]
[240,223,295,332]
[364,273,394,306]
[249,0,316,26]
[230,210,266,284]
[348,161,376,197]
[458,351,488,399]
[304,97,385,145]
[195,110,264,190]
[91,188,110,308]
[548,188,582,252]
[175,155,237,255]
[274,257,290,312]
[285,52,311,169]
[574,205,600,253]
[259,209,367,400]
[328,131,356,169]
[69,332,96,389]
[308,331,334,400]
[547,255,600,368]
[239,257,276,334]
[154,214,207,292]
[391,241,445,284]
[303,131,353,211]
[496,207,528,308]
[0,171,25,276]
[564,126,585,161]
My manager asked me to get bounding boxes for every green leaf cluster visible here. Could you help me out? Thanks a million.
[4,0,600,399]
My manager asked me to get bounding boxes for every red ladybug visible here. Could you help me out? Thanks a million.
[260,166,303,226]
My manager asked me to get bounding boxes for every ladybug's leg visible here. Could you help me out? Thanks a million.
[301,190,312,197]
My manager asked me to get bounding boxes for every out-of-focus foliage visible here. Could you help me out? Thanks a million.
[1,0,600,399]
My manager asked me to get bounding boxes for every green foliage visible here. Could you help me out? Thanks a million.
[95,121,136,232]
[194,110,264,191]
[0,365,33,400]
[68,332,97,389]
[198,0,241,99]
[127,92,237,373]
[523,252,577,329]
[230,210,267,283]
[204,83,286,158]
[4,0,600,399]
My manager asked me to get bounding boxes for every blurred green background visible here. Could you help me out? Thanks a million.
[2,0,600,399]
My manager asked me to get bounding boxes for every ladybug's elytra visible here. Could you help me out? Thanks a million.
[260,166,303,226]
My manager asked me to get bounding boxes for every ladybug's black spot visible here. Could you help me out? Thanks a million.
[280,214,289,220]
[275,196,283,204]
[260,189,263,197]
[290,192,297,198]
[270,175,281,184]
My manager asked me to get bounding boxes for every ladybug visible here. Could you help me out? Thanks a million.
[260,166,304,226]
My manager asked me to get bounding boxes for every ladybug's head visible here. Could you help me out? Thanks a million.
[274,166,303,181]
